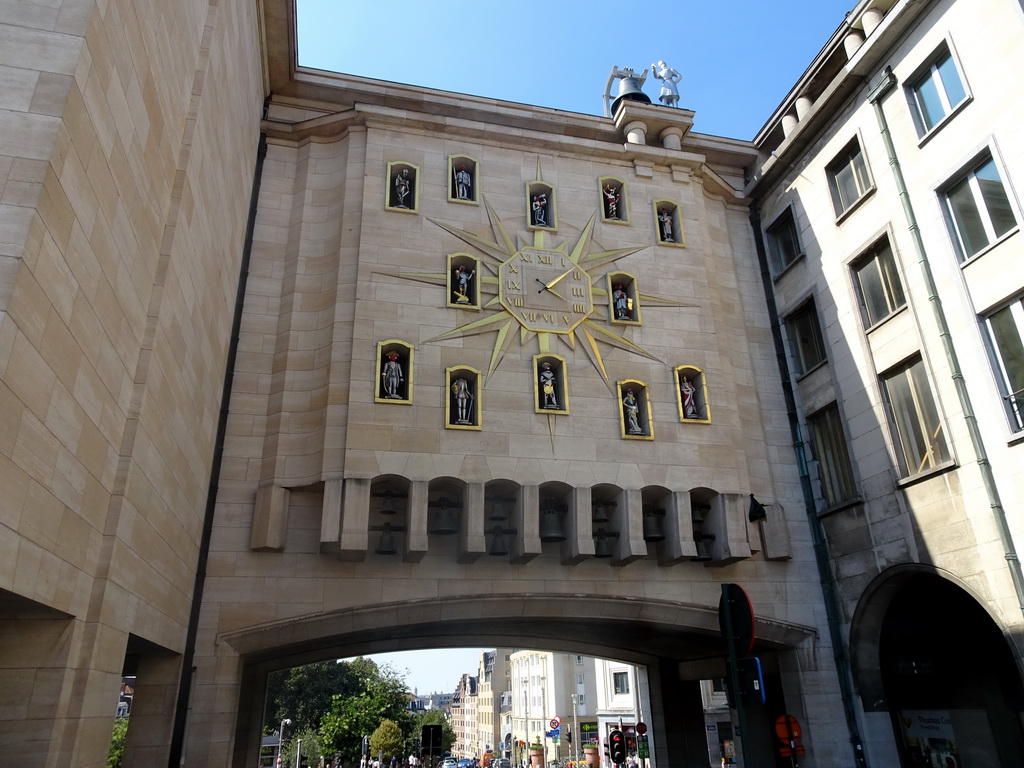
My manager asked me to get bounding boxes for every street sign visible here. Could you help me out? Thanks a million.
[635,722,647,736]
[774,714,802,745]
[550,716,561,730]
[636,734,649,760]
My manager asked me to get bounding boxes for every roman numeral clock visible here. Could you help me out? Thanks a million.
[499,247,593,334]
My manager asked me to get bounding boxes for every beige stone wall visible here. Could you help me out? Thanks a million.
[0,0,264,763]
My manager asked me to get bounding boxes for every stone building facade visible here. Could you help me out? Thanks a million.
[8,0,1022,767]
[748,0,1024,765]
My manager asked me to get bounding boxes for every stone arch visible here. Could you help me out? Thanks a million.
[850,565,1024,766]
[224,593,816,768]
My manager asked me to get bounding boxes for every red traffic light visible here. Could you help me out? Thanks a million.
[608,730,626,764]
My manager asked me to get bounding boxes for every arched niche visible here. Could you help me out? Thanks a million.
[387,161,419,212]
[375,340,414,404]
[607,271,642,325]
[449,155,479,204]
[674,365,710,423]
[446,365,481,430]
[617,379,653,440]
[447,253,480,309]
[534,354,569,414]
[526,181,556,230]
[599,176,630,223]
[652,198,684,246]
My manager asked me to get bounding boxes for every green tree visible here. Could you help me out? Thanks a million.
[265,660,362,736]
[318,657,413,762]
[107,717,128,768]
[285,727,328,768]
[370,718,405,762]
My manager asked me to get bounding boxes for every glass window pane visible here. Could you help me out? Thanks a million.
[937,53,966,108]
[989,302,1024,429]
[788,305,826,373]
[913,71,944,130]
[854,241,905,327]
[946,175,988,256]
[975,159,1016,239]
[883,359,950,476]
[768,211,800,272]
[809,405,856,505]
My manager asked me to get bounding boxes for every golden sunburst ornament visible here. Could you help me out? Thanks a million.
[383,200,690,388]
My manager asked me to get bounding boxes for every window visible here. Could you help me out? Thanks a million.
[852,237,906,327]
[881,357,951,476]
[576,655,583,664]
[808,405,857,506]
[827,139,872,216]
[943,153,1017,260]
[766,208,802,273]
[785,301,827,374]
[577,674,585,685]
[909,45,968,134]
[613,672,629,695]
[986,298,1024,431]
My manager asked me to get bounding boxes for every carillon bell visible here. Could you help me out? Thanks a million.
[489,529,509,557]
[539,503,566,542]
[375,524,398,555]
[429,496,459,535]
[642,508,665,542]
[604,66,652,117]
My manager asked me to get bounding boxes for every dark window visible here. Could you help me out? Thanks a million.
[786,301,827,375]
[881,357,951,476]
[827,139,872,217]
[613,672,629,695]
[766,208,802,273]
[852,237,906,327]
[808,404,857,506]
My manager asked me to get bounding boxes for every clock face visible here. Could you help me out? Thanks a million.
[498,247,593,334]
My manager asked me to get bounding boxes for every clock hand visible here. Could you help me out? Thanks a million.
[544,268,574,290]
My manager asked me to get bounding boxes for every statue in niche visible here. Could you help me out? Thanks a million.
[454,165,473,200]
[613,283,632,320]
[452,377,474,424]
[394,169,412,208]
[539,362,558,409]
[381,352,404,399]
[680,376,700,419]
[650,61,681,107]
[532,193,549,227]
[603,184,621,220]
[658,209,675,242]
[623,388,642,434]
[453,265,475,304]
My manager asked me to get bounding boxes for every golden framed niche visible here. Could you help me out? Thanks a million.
[617,378,654,440]
[674,365,710,423]
[375,340,414,404]
[386,161,419,213]
[446,366,481,430]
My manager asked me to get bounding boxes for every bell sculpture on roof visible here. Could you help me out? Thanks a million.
[604,66,652,117]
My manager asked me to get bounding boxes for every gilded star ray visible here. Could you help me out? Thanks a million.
[380,200,694,387]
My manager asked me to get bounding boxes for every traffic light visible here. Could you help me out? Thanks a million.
[608,730,626,765]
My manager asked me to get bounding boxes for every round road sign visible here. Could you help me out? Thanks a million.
[549,716,561,730]
[635,723,647,736]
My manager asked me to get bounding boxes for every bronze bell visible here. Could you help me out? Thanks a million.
[375,524,397,555]
[429,497,458,535]
[489,529,509,557]
[539,504,566,542]
[592,500,611,523]
[611,74,652,115]
[693,533,715,562]
[642,508,665,542]
[593,530,613,559]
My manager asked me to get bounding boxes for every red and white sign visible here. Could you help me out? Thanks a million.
[549,716,561,730]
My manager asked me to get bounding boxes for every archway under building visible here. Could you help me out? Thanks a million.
[851,567,1024,767]
[217,594,813,768]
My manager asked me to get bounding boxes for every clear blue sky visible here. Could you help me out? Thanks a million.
[296,0,854,140]
[352,648,487,695]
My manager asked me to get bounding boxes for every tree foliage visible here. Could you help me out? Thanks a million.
[265,660,361,735]
[107,717,128,768]
[316,657,413,763]
[370,718,405,761]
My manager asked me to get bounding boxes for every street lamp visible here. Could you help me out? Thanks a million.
[278,718,292,767]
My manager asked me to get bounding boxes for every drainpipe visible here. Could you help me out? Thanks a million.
[868,67,1024,616]
[748,210,868,768]
[167,130,267,767]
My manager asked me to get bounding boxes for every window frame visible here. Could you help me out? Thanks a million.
[612,671,629,695]
[766,207,803,275]
[851,235,907,329]
[984,296,1024,433]
[807,403,858,508]
[784,299,828,376]
[826,137,874,219]
[906,40,971,140]
[880,356,952,478]
[940,150,1019,262]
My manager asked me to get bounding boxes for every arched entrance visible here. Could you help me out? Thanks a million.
[220,594,814,768]
[852,568,1024,767]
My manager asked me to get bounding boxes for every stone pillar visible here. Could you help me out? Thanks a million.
[862,7,884,36]
[622,121,648,145]
[795,94,813,120]
[844,28,866,58]
[660,126,683,150]
[781,111,799,138]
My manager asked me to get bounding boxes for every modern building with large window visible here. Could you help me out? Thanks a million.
[748,0,1024,765]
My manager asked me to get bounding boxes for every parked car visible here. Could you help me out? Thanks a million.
[493,759,511,768]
